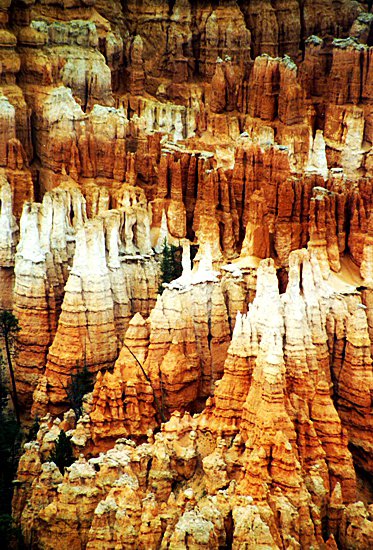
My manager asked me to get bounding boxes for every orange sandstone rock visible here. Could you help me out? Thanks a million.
[14,187,85,410]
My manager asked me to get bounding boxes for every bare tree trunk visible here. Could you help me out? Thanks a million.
[4,333,20,425]
[123,343,166,423]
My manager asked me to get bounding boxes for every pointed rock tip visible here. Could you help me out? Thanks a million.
[129,312,146,326]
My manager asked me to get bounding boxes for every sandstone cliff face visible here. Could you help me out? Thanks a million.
[11,246,373,548]
[199,253,358,506]
[4,0,373,548]
[13,184,84,409]
[0,170,18,267]
[29,190,159,417]
[86,246,234,451]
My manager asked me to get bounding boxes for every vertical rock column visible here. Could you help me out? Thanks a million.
[13,202,51,410]
[0,172,18,308]
[14,186,86,411]
[35,219,117,416]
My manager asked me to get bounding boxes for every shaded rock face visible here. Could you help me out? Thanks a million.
[199,253,358,506]
[8,261,368,549]
[10,252,373,549]
[27,186,159,417]
[4,1,373,549]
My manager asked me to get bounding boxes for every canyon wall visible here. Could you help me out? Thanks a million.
[1,0,373,549]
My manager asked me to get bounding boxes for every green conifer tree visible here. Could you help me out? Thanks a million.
[0,310,21,425]
[0,354,23,548]
[64,359,92,423]
[49,430,74,474]
[158,239,182,293]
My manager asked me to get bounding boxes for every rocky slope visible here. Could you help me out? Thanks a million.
[11,255,373,549]
[1,0,373,548]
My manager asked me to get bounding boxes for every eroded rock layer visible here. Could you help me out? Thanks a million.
[3,0,373,549]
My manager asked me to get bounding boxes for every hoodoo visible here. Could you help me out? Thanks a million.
[2,1,373,548]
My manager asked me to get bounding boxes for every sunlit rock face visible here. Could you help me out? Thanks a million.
[13,254,371,549]
[4,0,373,548]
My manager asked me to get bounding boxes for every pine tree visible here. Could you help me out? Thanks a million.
[0,411,21,511]
[26,415,40,443]
[170,244,182,279]
[158,239,182,293]
[0,356,23,548]
[0,310,21,425]
[159,239,173,290]
[0,354,9,412]
[64,359,92,424]
[49,431,75,474]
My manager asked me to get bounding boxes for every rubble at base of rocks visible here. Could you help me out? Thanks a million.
[2,0,373,548]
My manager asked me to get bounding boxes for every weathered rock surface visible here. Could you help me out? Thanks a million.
[30,197,158,417]
[0,169,18,267]
[4,1,373,548]
[13,184,85,409]
[86,245,232,450]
